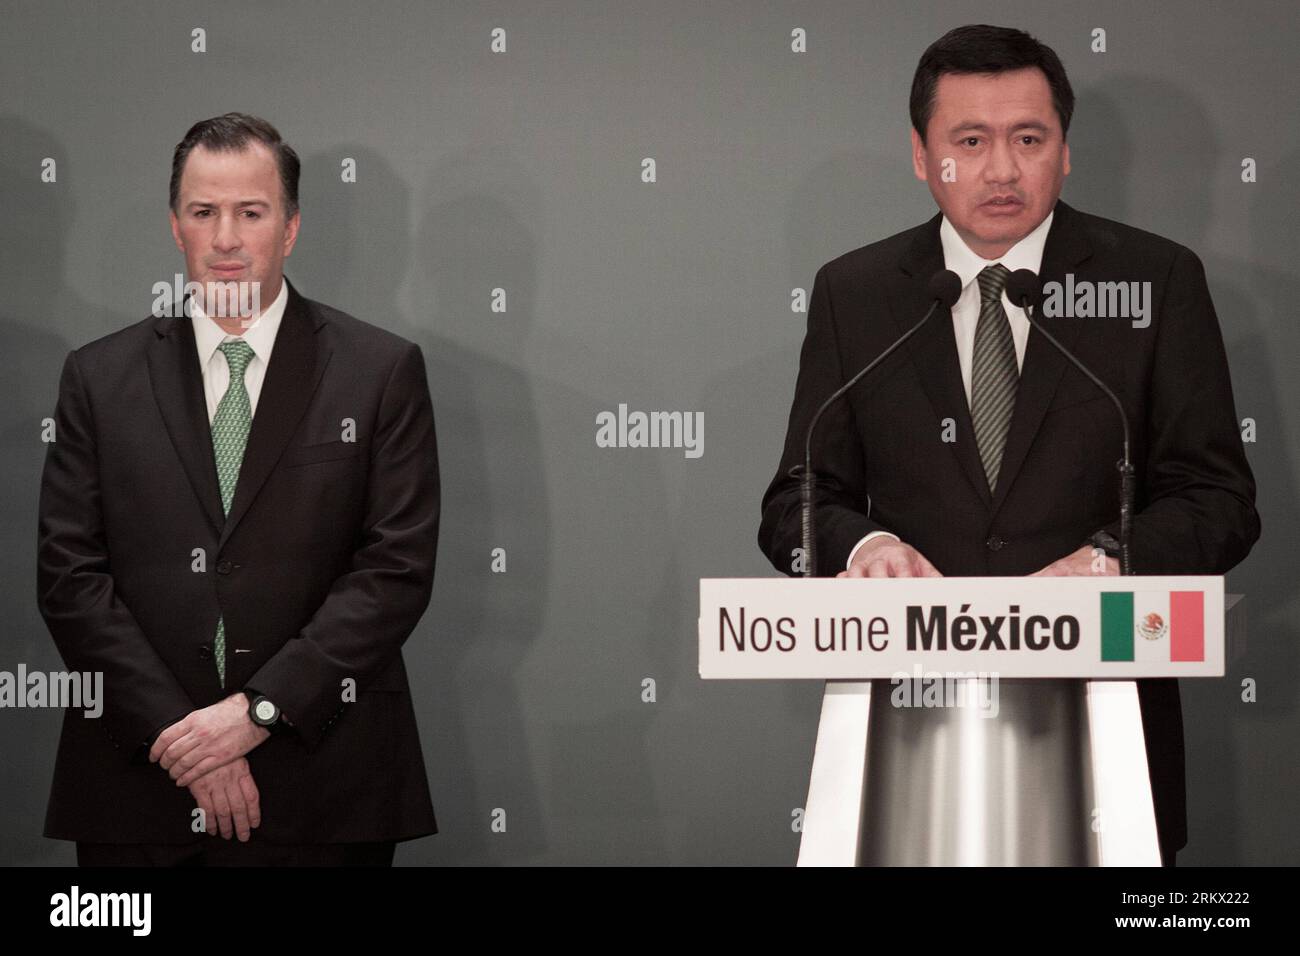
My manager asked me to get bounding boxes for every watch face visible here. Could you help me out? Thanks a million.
[254,699,277,723]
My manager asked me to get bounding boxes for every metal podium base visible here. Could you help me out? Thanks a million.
[859,678,1097,865]
[792,595,1244,866]
[781,593,1244,866]
[797,678,1164,866]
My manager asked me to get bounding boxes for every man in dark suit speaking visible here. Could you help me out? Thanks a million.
[758,26,1259,865]
[37,113,439,865]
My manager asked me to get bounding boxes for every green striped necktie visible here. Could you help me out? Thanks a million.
[210,339,255,687]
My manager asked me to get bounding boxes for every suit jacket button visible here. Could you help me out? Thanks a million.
[985,535,1005,551]
[197,643,212,660]
[216,560,233,575]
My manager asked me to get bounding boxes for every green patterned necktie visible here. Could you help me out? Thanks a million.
[211,339,255,686]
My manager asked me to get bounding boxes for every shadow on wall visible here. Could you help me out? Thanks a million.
[0,116,139,865]
[294,145,554,863]
[1073,76,1296,866]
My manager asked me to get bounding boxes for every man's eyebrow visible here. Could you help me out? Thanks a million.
[184,199,271,209]
[949,120,1051,135]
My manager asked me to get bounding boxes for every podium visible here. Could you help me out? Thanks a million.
[698,576,1242,866]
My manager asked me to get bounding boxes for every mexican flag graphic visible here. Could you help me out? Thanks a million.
[1100,591,1205,663]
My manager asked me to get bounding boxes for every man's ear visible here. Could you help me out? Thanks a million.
[281,209,301,258]
[1062,140,1071,178]
[910,128,928,182]
[169,208,185,252]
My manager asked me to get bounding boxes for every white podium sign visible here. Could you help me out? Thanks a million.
[699,576,1224,679]
[697,576,1238,866]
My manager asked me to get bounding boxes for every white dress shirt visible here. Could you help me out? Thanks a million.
[190,279,289,423]
[846,209,1055,569]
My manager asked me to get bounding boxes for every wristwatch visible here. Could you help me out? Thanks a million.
[1089,530,1121,559]
[243,688,285,734]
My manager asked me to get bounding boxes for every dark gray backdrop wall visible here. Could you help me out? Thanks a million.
[2,1,1295,865]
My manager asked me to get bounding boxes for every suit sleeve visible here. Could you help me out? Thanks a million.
[36,349,197,763]
[1100,246,1260,572]
[246,342,439,750]
[758,265,890,575]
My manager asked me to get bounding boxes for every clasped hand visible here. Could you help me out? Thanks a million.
[149,692,271,841]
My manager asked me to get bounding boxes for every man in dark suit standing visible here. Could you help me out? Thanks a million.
[38,113,439,865]
[759,26,1259,865]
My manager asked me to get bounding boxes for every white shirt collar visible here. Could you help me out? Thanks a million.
[190,278,289,368]
[939,207,1054,294]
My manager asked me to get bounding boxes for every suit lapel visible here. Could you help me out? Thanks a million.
[892,199,1093,516]
[987,199,1093,516]
[217,278,331,551]
[892,211,991,506]
[148,304,226,534]
[146,277,331,548]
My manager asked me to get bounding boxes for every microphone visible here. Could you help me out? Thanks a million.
[797,269,963,577]
[1004,269,1136,576]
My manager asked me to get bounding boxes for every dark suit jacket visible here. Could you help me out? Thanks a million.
[38,277,439,844]
[758,198,1260,856]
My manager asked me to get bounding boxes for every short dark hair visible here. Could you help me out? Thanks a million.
[910,25,1075,146]
[169,112,300,217]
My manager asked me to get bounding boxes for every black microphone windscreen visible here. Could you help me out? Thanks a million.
[928,269,963,309]
[1006,269,1042,310]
